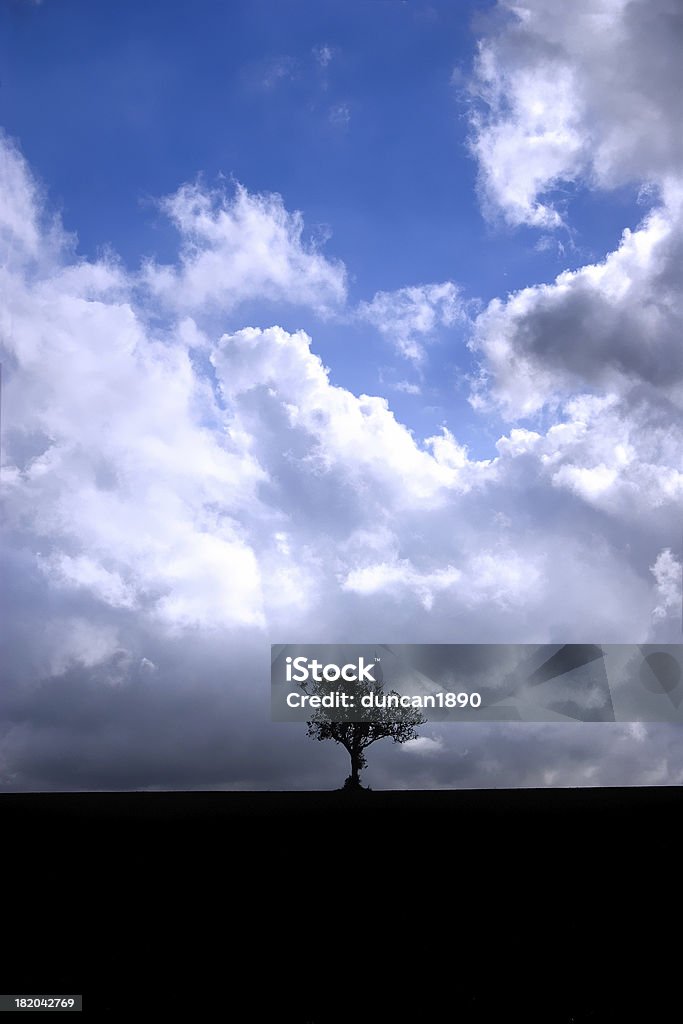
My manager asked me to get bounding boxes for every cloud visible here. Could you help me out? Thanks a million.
[469,0,683,228]
[313,45,334,68]
[1,118,681,791]
[401,735,444,756]
[260,56,298,91]
[464,5,683,659]
[341,549,543,613]
[395,381,422,395]
[342,561,463,611]
[651,549,682,623]
[470,188,683,415]
[371,720,683,790]
[328,103,350,128]
[142,181,347,316]
[358,281,466,362]
[0,131,65,267]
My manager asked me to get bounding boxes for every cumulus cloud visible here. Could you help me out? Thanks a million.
[469,0,683,228]
[470,187,683,415]
[142,181,347,316]
[358,281,466,363]
[0,131,65,267]
[1,91,681,791]
[464,3,683,670]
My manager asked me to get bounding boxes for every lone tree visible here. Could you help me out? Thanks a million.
[303,659,425,791]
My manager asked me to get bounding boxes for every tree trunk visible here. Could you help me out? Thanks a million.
[350,751,360,788]
[341,734,367,791]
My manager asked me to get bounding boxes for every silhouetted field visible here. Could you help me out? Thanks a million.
[3,788,679,1019]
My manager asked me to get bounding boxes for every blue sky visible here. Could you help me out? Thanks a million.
[1,0,682,791]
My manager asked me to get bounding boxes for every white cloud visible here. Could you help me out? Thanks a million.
[343,561,462,611]
[1,132,675,652]
[627,722,647,743]
[469,0,683,228]
[1,179,269,635]
[395,381,422,395]
[1,118,682,790]
[211,325,491,505]
[313,45,334,68]
[358,281,466,362]
[44,619,122,678]
[38,554,137,610]
[470,189,683,416]
[260,56,297,90]
[464,7,683,653]
[328,103,350,128]
[402,736,444,756]
[342,549,542,613]
[142,182,347,316]
[651,549,682,624]
[0,131,64,267]
[460,1,683,670]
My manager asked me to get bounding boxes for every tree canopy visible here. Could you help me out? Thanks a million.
[303,659,425,790]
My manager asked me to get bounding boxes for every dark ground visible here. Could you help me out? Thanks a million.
[3,786,680,1020]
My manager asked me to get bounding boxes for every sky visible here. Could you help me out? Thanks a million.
[0,0,682,791]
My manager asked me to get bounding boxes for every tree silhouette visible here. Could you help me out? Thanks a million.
[303,658,425,790]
